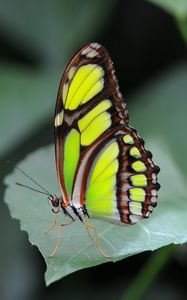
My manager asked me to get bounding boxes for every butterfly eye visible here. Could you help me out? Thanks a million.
[50,195,59,208]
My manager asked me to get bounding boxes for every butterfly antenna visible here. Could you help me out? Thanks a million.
[7,160,52,196]
[16,182,50,196]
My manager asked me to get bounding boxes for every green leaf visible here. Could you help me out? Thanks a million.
[147,0,187,18]
[177,16,187,43]
[4,62,187,285]
[0,0,115,66]
[147,0,187,42]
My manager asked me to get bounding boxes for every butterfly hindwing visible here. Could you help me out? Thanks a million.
[72,126,160,224]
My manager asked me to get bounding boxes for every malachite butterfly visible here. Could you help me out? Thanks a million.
[48,43,160,257]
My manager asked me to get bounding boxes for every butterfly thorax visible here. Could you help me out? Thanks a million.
[49,194,89,222]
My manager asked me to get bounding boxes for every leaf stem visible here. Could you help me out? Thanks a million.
[120,245,176,300]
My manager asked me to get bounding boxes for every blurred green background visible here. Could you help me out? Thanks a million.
[1,0,187,299]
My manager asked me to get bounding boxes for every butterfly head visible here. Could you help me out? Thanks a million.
[48,194,61,213]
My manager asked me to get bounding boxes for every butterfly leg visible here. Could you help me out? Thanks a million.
[83,220,111,260]
[48,220,73,258]
[45,212,58,234]
[85,223,94,241]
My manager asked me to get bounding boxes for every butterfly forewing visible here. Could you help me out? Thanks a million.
[54,43,160,224]
[55,43,128,201]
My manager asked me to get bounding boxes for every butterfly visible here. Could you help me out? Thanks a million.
[47,42,160,257]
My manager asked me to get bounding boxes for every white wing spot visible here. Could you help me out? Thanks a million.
[151,189,157,196]
[91,43,100,49]
[151,196,157,203]
[68,66,77,81]
[129,214,142,223]
[147,158,154,167]
[82,47,99,58]
[82,47,92,55]
[55,111,64,127]
[86,49,99,58]
[152,173,157,184]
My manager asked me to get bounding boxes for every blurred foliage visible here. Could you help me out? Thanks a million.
[131,62,187,174]
[0,0,115,66]
[0,66,58,157]
[121,245,176,300]
[147,0,187,42]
